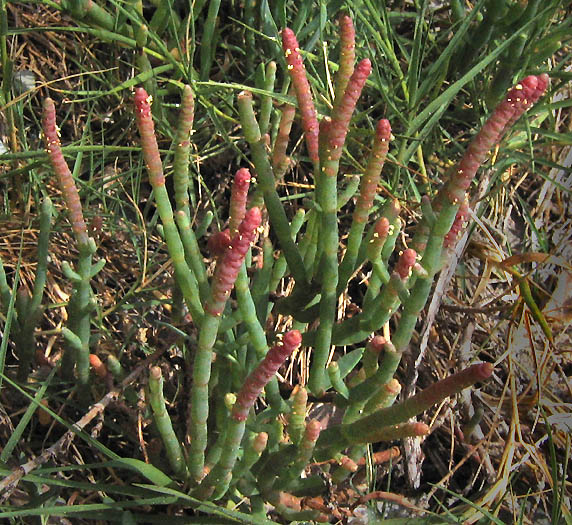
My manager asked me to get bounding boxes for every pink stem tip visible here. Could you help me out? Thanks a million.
[42,98,90,247]
[207,207,262,316]
[282,28,319,163]
[232,330,302,421]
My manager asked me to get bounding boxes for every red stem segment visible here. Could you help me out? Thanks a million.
[42,98,89,248]
[228,168,251,237]
[232,330,302,421]
[333,14,356,109]
[207,207,262,316]
[282,28,319,164]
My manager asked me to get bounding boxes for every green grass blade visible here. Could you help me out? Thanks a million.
[0,367,57,462]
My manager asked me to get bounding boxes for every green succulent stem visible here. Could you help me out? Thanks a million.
[237,91,309,287]
[43,98,97,386]
[317,363,493,458]
[148,366,187,478]
[134,87,204,325]
[172,85,194,217]
[337,119,391,294]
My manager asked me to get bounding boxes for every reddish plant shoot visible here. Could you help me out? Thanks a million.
[42,98,89,247]
[228,168,251,237]
[282,28,319,163]
[354,119,392,224]
[134,88,165,187]
[334,14,356,106]
[207,207,262,316]
[328,58,372,158]
[395,248,417,280]
[232,330,302,421]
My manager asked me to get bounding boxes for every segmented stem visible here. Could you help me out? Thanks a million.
[228,168,251,237]
[443,197,469,252]
[237,90,309,287]
[333,14,356,110]
[287,385,307,445]
[309,57,371,394]
[282,28,319,164]
[398,75,549,358]
[148,366,187,478]
[277,419,321,489]
[272,95,296,179]
[42,98,89,248]
[207,207,261,317]
[232,330,302,422]
[173,85,194,216]
[318,363,493,456]
[134,87,204,324]
[189,208,261,481]
[326,59,371,163]
[338,119,391,291]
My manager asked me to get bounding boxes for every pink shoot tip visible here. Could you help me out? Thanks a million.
[374,217,390,238]
[134,87,152,118]
[395,249,417,280]
[240,206,262,234]
[282,329,302,351]
[234,168,251,188]
[376,119,391,141]
[367,335,386,353]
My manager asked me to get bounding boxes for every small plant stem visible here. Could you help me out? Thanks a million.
[275,419,320,490]
[333,15,355,111]
[272,94,296,180]
[362,216,392,307]
[281,28,319,164]
[62,252,93,386]
[328,361,349,399]
[172,85,194,217]
[175,210,209,302]
[308,160,337,396]
[148,366,187,478]
[134,87,204,325]
[362,378,401,416]
[195,419,245,500]
[228,168,251,237]
[68,0,117,32]
[28,198,53,318]
[269,208,305,290]
[43,98,95,386]
[362,335,386,378]
[197,331,300,497]
[342,341,401,419]
[338,119,391,293]
[234,264,283,410]
[259,61,276,136]
[287,385,307,445]
[235,265,267,358]
[232,330,301,421]
[188,208,261,481]
[308,57,371,396]
[231,431,268,481]
[396,75,549,357]
[42,99,89,248]
[237,91,309,287]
